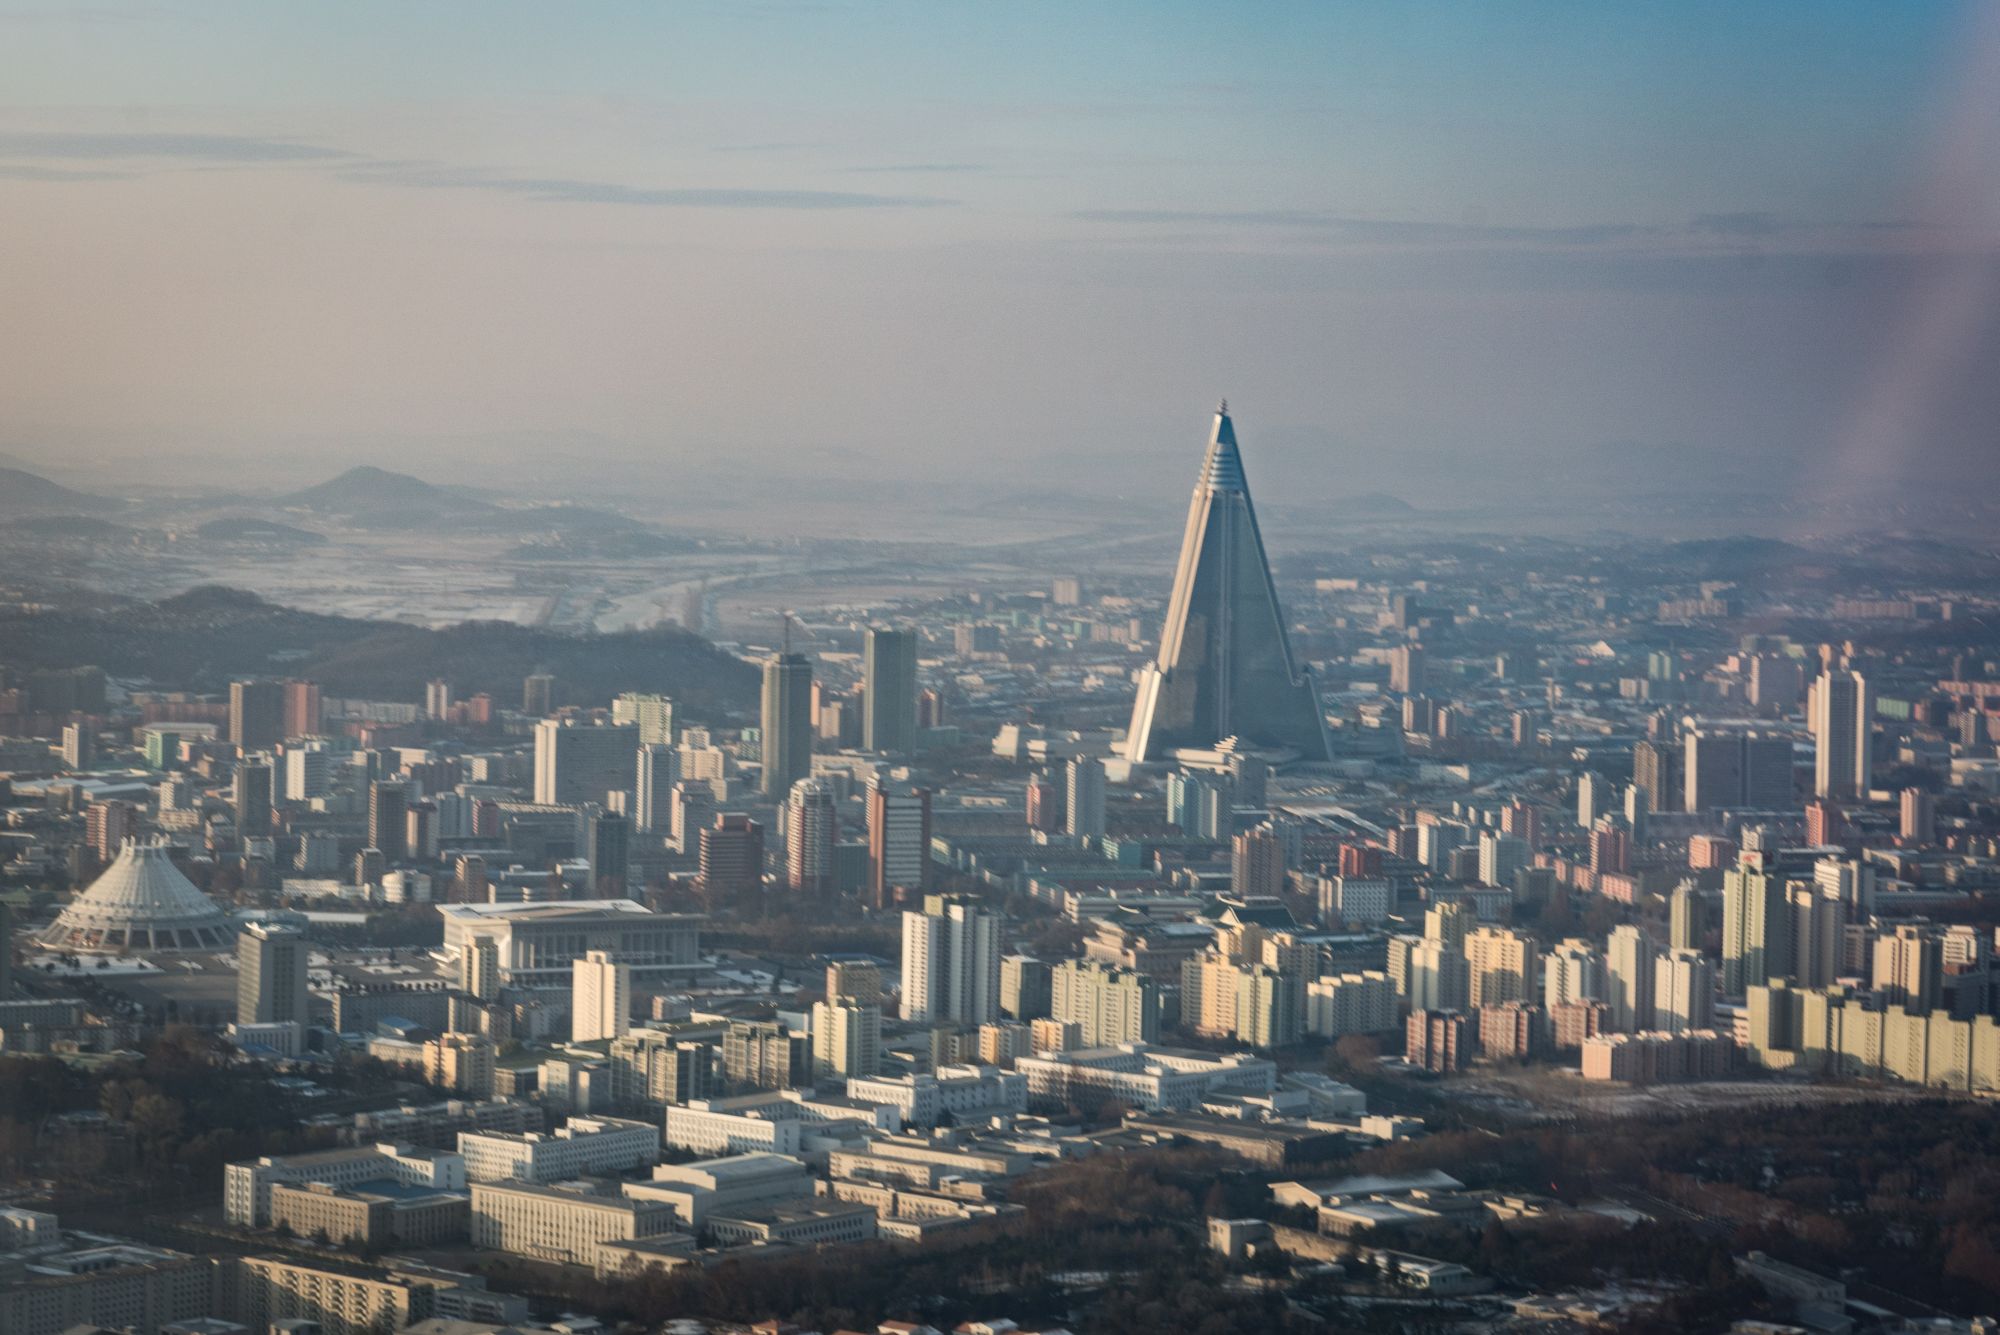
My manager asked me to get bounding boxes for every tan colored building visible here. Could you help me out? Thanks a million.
[268,1180,469,1249]
[424,1033,496,1097]
[468,1179,679,1264]
[0,1242,219,1335]
[231,1255,429,1335]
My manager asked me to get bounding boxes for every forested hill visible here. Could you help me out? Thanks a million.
[0,585,756,719]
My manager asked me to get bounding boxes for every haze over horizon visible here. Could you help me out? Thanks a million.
[4,1,1999,521]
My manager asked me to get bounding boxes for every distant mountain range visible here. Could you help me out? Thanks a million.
[0,466,117,516]
[2,585,758,718]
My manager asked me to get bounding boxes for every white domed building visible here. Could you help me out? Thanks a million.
[41,837,235,954]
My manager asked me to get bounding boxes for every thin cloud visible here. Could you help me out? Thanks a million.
[0,162,129,181]
[840,162,986,174]
[1071,208,1653,246]
[1691,211,1787,236]
[0,130,347,161]
[342,163,955,209]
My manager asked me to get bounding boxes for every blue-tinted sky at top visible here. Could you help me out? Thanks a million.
[1,1,1995,517]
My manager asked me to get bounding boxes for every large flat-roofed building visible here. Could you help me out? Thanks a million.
[224,1144,466,1228]
[332,1096,542,1149]
[438,900,703,986]
[267,1178,470,1249]
[1014,1043,1276,1113]
[706,1199,877,1247]
[621,1152,812,1228]
[844,1066,1028,1129]
[456,1115,660,1184]
[0,1240,219,1335]
[468,1180,680,1264]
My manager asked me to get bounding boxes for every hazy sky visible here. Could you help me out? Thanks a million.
[2,1,1997,511]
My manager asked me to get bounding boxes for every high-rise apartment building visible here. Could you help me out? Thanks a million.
[1873,924,1940,1014]
[234,757,274,838]
[634,744,679,833]
[285,742,330,802]
[522,673,557,716]
[572,950,631,1043]
[1811,669,1874,799]
[238,921,310,1027]
[1123,406,1330,762]
[612,692,676,746]
[1651,949,1716,1034]
[1466,926,1538,1008]
[811,998,883,1079]
[1683,724,1795,812]
[1899,787,1935,845]
[229,679,284,750]
[533,719,640,807]
[1231,825,1287,899]
[461,937,500,1001]
[1669,882,1707,952]
[1722,867,1789,997]
[585,810,630,897]
[901,897,1002,1025]
[1605,925,1655,1032]
[425,678,453,720]
[862,627,919,754]
[1000,955,1053,1021]
[785,778,838,895]
[760,653,814,799]
[1050,959,1160,1047]
[1165,769,1234,841]
[1066,756,1106,839]
[282,678,323,738]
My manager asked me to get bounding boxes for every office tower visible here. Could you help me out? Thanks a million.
[533,719,640,807]
[60,721,94,770]
[282,679,322,738]
[1631,739,1680,814]
[723,1019,809,1091]
[697,814,764,899]
[1050,959,1160,1047]
[284,743,330,803]
[1050,575,1084,606]
[1000,955,1053,1021]
[585,811,631,897]
[1466,926,1537,1008]
[229,679,284,750]
[1477,832,1527,889]
[900,896,1002,1024]
[611,692,676,746]
[425,678,453,720]
[522,673,556,716]
[1683,724,1795,811]
[1388,644,1426,695]
[1900,788,1935,845]
[861,627,920,754]
[233,759,274,839]
[1652,949,1716,1034]
[1123,404,1330,762]
[84,800,132,861]
[1424,900,1473,952]
[461,937,500,1001]
[1166,769,1233,841]
[867,783,931,902]
[1722,867,1789,996]
[760,652,814,799]
[368,780,409,861]
[0,901,11,999]
[1669,882,1706,952]
[1542,938,1606,1009]
[571,950,630,1043]
[1872,924,1940,1014]
[1231,826,1287,898]
[785,778,838,895]
[1811,669,1874,799]
[1066,756,1106,839]
[1406,939,1470,1012]
[238,922,310,1027]
[669,782,715,853]
[1787,881,1844,990]
[1605,926,1655,1032]
[1232,962,1304,1049]
[811,998,882,1079]
[634,744,679,833]
[1576,772,1609,828]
